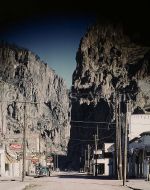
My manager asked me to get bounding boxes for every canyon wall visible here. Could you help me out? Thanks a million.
[0,42,70,157]
[68,23,150,170]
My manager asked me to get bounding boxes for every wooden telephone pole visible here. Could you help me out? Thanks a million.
[118,94,123,180]
[94,134,97,176]
[115,92,122,180]
[84,149,87,172]
[115,91,130,185]
[115,92,119,178]
[123,101,128,186]
[94,126,98,176]
[87,144,90,172]
[22,101,26,182]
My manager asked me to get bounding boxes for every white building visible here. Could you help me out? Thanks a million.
[90,143,113,176]
[0,143,5,176]
[106,114,150,179]
[128,114,150,178]
[128,131,150,178]
[0,132,48,178]
[129,114,150,140]
[0,142,21,177]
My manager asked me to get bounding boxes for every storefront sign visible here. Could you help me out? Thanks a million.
[47,156,53,162]
[31,157,39,164]
[9,143,22,150]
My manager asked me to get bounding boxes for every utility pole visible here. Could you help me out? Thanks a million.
[94,130,98,176]
[45,138,47,167]
[87,144,90,172]
[97,125,99,142]
[115,92,123,180]
[56,154,59,171]
[84,149,87,172]
[118,94,123,180]
[115,92,119,179]
[39,128,41,155]
[22,101,26,182]
[0,81,4,136]
[123,100,128,186]
[0,102,4,136]
[54,154,56,171]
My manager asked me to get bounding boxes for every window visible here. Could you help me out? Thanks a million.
[98,164,105,174]
[5,163,9,171]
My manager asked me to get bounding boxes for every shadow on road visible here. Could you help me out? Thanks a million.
[58,173,115,180]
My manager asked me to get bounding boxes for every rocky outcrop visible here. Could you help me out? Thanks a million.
[67,23,150,170]
[0,42,70,155]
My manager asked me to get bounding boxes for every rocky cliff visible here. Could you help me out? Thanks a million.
[67,23,150,170]
[0,42,70,156]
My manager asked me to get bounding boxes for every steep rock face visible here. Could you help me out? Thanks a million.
[0,43,70,155]
[68,24,150,169]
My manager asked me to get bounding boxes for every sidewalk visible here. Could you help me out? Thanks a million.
[125,179,150,190]
[0,180,29,190]
[0,176,34,190]
[0,176,33,182]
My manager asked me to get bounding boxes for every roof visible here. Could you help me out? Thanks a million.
[140,131,150,136]
[129,137,140,143]
[5,152,16,163]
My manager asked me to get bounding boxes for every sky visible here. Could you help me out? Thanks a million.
[0,1,149,88]
[0,13,96,88]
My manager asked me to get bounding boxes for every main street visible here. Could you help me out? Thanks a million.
[0,172,150,190]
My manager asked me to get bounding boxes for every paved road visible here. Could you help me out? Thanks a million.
[25,172,129,190]
[0,172,150,190]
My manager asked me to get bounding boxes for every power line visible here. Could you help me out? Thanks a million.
[71,125,115,129]
[70,132,115,142]
[71,120,116,124]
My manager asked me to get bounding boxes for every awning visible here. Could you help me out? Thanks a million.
[5,152,16,163]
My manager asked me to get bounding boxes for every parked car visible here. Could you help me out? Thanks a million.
[35,165,49,177]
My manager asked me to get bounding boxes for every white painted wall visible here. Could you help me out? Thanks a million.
[93,149,102,154]
[129,114,150,140]
[104,143,114,152]
[0,148,5,176]
[93,158,110,175]
[13,162,20,177]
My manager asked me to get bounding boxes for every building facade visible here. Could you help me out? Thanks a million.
[90,143,113,176]
[128,131,150,178]
[108,114,150,179]
[0,132,49,178]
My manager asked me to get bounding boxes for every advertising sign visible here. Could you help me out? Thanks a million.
[47,156,53,162]
[31,156,39,164]
[9,143,22,150]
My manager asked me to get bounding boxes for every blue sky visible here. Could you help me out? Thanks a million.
[1,14,96,88]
